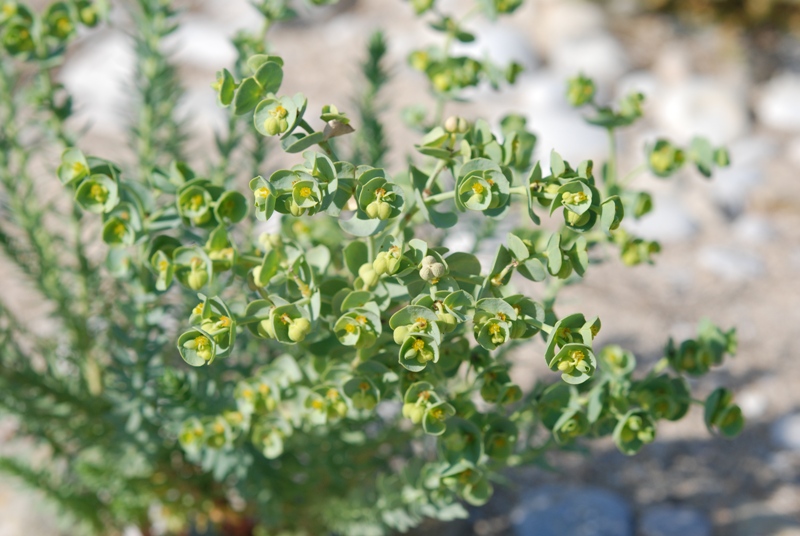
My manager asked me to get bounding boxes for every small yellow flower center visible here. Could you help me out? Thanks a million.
[311,399,324,410]
[189,194,204,211]
[255,186,270,200]
[486,178,495,186]
[355,315,367,325]
[71,161,86,176]
[326,388,339,400]
[89,183,108,203]
[56,18,71,33]
[414,317,427,328]
[114,223,126,238]
[241,388,254,400]
[213,422,225,434]
[571,350,585,362]
[430,408,444,420]
[271,105,288,119]
[218,316,231,328]
[258,384,270,396]
[571,192,587,204]
[497,312,507,321]
[471,182,484,195]
[299,186,312,198]
[158,260,169,272]
[488,323,501,335]
[412,338,425,351]
[192,303,203,315]
[375,187,387,198]
[344,324,357,334]
[194,336,210,349]
[2,4,17,17]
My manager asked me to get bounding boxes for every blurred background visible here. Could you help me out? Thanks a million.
[2,0,800,534]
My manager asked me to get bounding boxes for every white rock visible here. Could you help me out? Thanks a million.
[654,79,748,145]
[784,136,800,166]
[59,31,135,131]
[616,70,659,102]
[697,246,764,281]
[738,391,768,419]
[733,216,774,244]
[756,73,800,132]
[549,33,630,88]
[162,16,237,70]
[624,196,698,243]
[515,72,609,164]
[771,413,800,451]
[532,0,606,57]
[451,22,538,72]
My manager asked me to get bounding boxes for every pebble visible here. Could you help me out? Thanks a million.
[653,79,748,145]
[639,505,712,536]
[756,73,800,132]
[697,246,765,281]
[58,31,135,131]
[733,216,774,245]
[623,196,698,243]
[510,485,633,536]
[549,33,630,88]
[771,413,800,451]
[451,23,538,72]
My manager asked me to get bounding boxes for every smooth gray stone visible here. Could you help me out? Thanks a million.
[771,413,800,451]
[639,505,712,536]
[511,485,633,536]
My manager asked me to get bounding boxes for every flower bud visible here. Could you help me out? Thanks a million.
[419,256,445,281]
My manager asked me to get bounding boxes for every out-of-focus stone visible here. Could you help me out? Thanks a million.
[510,485,633,536]
[771,413,800,451]
[756,73,800,132]
[624,196,698,243]
[697,246,764,281]
[654,79,748,145]
[550,33,629,87]
[639,505,712,536]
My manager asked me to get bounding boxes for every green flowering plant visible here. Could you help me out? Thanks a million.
[0,0,745,534]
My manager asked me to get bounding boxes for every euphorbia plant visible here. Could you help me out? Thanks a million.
[0,0,742,534]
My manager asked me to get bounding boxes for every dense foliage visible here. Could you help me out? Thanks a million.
[0,0,742,534]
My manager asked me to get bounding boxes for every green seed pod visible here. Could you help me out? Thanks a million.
[288,318,311,342]
[377,200,392,220]
[372,252,389,275]
[365,200,379,219]
[402,403,425,424]
[187,268,208,290]
[358,263,379,288]
[393,325,410,345]
[264,117,280,136]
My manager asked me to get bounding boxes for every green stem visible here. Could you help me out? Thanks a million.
[424,190,455,204]
[604,127,617,194]
[423,160,447,193]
